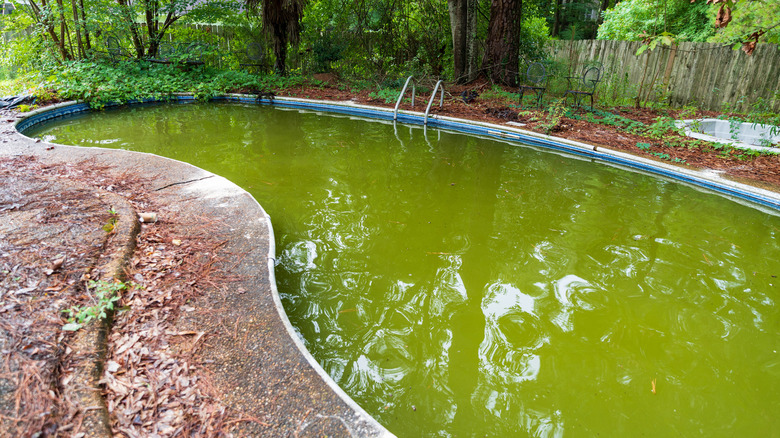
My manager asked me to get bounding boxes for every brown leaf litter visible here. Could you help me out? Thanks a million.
[0,156,247,436]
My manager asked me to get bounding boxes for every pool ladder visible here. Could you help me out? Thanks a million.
[394,76,444,125]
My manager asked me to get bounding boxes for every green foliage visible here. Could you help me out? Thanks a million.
[0,14,57,79]
[48,60,307,108]
[635,32,676,56]
[368,87,402,104]
[539,99,568,134]
[707,0,780,45]
[554,1,600,40]
[311,30,345,73]
[576,109,646,134]
[518,14,550,61]
[598,0,714,42]
[636,142,651,150]
[650,152,671,160]
[61,279,134,331]
[480,86,519,105]
[597,71,637,108]
[301,0,452,80]
[646,116,683,138]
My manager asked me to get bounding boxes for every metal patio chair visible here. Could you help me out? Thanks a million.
[518,62,548,108]
[564,65,603,110]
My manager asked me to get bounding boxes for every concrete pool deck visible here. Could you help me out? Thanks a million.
[3,97,780,437]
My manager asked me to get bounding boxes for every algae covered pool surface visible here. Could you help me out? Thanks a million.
[28,102,780,437]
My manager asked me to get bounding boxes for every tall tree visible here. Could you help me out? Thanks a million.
[142,0,184,58]
[246,0,306,75]
[481,0,522,85]
[551,0,562,37]
[448,0,468,82]
[26,0,74,60]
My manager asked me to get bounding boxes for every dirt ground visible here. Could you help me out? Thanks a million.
[260,75,780,192]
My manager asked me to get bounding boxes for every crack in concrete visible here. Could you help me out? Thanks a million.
[154,175,214,191]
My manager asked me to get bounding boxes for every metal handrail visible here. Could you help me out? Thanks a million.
[424,80,445,125]
[393,76,416,121]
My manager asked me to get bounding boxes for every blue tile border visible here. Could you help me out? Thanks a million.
[16,95,780,213]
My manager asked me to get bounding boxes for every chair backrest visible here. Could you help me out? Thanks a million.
[581,66,602,90]
[158,41,177,58]
[247,41,263,62]
[525,62,547,85]
[105,35,123,62]
[184,42,207,61]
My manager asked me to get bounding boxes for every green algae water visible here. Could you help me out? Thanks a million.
[28,102,780,437]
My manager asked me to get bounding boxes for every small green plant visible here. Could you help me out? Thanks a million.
[368,87,402,104]
[17,104,36,112]
[728,117,743,141]
[646,116,682,139]
[103,207,119,233]
[61,279,134,331]
[650,152,671,160]
[636,142,651,151]
[539,99,567,134]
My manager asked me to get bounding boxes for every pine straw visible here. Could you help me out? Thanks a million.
[1,156,247,436]
[0,156,119,436]
[104,213,244,437]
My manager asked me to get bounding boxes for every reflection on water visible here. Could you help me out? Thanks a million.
[27,102,780,437]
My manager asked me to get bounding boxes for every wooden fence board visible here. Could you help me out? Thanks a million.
[550,40,780,112]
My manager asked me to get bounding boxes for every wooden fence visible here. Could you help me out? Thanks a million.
[549,39,780,113]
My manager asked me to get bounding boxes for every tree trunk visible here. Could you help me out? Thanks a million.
[466,0,477,78]
[552,0,562,37]
[448,0,468,83]
[32,0,73,60]
[55,0,73,59]
[481,0,522,86]
[273,32,287,74]
[79,0,91,51]
[117,0,145,58]
[71,0,83,58]
[145,0,160,58]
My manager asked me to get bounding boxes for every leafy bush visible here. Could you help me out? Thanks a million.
[369,87,402,104]
[46,60,309,108]
[598,0,714,42]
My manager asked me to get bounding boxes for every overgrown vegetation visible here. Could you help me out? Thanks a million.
[33,60,306,108]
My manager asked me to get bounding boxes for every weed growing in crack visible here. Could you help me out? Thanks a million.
[61,279,137,331]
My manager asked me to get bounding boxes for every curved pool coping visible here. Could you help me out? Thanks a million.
[10,95,780,436]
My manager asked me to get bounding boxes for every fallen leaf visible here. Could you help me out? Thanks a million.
[106,360,122,373]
